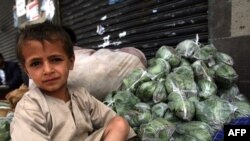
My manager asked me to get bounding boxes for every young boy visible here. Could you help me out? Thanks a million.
[11,21,136,141]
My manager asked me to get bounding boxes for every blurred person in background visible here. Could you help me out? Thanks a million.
[0,53,23,90]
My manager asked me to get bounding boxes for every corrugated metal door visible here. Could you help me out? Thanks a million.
[59,0,208,59]
[0,0,18,61]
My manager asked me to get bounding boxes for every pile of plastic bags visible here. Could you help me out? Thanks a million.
[104,39,250,141]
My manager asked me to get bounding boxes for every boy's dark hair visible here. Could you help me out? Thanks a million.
[62,25,77,45]
[16,21,74,65]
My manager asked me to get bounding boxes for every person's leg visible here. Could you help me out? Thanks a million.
[102,116,130,141]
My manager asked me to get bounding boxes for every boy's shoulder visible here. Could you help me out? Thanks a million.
[15,87,47,111]
[68,85,91,98]
[68,85,100,103]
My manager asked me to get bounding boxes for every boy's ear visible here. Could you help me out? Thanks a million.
[22,65,31,78]
[69,55,75,70]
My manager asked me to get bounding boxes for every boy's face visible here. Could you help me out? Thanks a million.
[22,40,74,96]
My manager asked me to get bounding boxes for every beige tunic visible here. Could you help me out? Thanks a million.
[10,86,136,141]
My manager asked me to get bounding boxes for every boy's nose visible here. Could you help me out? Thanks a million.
[43,62,54,74]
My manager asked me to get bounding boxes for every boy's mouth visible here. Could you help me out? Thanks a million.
[43,77,59,83]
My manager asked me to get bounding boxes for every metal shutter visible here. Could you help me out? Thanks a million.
[0,0,18,61]
[60,0,208,59]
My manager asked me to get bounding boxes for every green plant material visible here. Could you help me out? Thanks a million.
[233,101,250,119]
[198,79,217,99]
[155,45,181,67]
[147,58,157,67]
[103,91,116,108]
[179,58,191,67]
[134,102,151,112]
[151,102,168,119]
[172,134,199,141]
[122,110,141,127]
[152,79,168,103]
[132,102,153,126]
[121,68,150,92]
[173,65,194,80]
[147,58,171,80]
[215,52,234,66]
[207,67,215,78]
[165,71,198,98]
[165,73,184,94]
[137,111,153,125]
[219,85,249,102]
[173,65,198,97]
[139,118,175,141]
[136,81,157,102]
[173,121,213,141]
[195,96,236,131]
[0,118,10,141]
[188,96,200,103]
[192,60,213,81]
[123,110,153,128]
[182,80,199,98]
[113,91,140,115]
[175,39,200,58]
[193,44,217,66]
[163,109,180,123]
[168,92,195,121]
[213,63,238,89]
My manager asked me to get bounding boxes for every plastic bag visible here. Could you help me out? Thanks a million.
[155,45,181,67]
[139,118,175,141]
[0,117,11,141]
[172,121,213,141]
[168,91,195,121]
[176,39,200,58]
[195,96,236,131]
[212,63,238,89]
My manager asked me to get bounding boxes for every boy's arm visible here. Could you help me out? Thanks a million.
[11,99,50,141]
[84,90,136,140]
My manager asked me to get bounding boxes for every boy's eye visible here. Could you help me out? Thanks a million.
[30,61,41,67]
[51,57,63,63]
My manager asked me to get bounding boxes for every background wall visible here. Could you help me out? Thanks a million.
[0,0,18,61]
[59,0,209,59]
[209,0,250,98]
